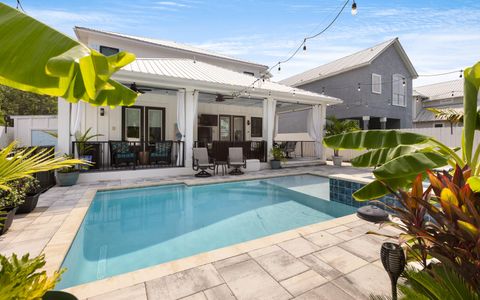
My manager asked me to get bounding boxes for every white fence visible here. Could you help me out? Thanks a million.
[12,115,57,147]
[325,127,480,162]
[0,127,14,148]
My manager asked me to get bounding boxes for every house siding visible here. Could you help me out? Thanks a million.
[296,46,414,128]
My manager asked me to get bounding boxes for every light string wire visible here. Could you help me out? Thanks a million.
[16,0,26,12]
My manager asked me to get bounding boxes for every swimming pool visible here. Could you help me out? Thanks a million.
[58,175,355,288]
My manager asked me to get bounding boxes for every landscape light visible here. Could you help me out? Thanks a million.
[351,0,358,16]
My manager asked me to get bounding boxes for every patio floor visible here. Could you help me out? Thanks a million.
[0,164,399,300]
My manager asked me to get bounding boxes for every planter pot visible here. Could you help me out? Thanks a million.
[43,291,78,300]
[17,193,40,214]
[56,171,80,187]
[0,206,18,235]
[332,155,343,166]
[270,160,282,169]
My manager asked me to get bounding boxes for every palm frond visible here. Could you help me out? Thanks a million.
[427,108,463,124]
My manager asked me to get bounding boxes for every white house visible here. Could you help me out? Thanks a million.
[57,28,341,182]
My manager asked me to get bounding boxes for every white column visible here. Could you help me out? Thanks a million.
[262,99,268,140]
[320,104,327,160]
[57,98,71,155]
[184,89,198,167]
[265,97,276,159]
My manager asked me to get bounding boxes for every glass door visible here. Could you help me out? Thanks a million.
[146,108,165,143]
[233,116,245,141]
[219,115,231,141]
[124,107,143,141]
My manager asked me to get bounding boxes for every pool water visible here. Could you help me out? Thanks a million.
[58,175,355,288]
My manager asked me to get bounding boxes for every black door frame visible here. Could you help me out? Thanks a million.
[218,114,245,142]
[122,106,166,142]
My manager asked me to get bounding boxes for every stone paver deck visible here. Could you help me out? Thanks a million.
[0,165,398,299]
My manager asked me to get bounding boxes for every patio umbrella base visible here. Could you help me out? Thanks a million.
[229,168,244,175]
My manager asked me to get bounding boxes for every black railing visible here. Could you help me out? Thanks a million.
[274,141,317,158]
[194,140,267,162]
[71,141,185,172]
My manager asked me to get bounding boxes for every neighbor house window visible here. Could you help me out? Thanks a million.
[372,73,382,94]
[251,117,262,138]
[392,74,406,107]
[434,123,443,128]
[243,71,255,76]
[99,45,120,56]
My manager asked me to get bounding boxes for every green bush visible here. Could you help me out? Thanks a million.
[270,145,286,161]
[0,253,63,300]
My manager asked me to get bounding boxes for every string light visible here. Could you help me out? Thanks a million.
[278,63,281,72]
[402,78,406,87]
[303,39,307,51]
[351,0,358,16]
[357,83,361,92]
[321,87,326,95]
[16,0,26,12]
[460,70,463,78]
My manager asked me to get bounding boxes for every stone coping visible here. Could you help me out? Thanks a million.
[40,171,368,298]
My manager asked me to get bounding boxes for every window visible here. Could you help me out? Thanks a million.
[392,74,406,107]
[99,45,119,56]
[372,73,382,94]
[251,117,263,138]
[243,71,255,76]
[434,123,444,128]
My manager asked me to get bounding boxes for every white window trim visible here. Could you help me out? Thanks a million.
[392,74,407,107]
[372,73,382,94]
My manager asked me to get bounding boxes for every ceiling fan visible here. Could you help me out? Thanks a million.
[214,93,234,102]
[129,82,152,94]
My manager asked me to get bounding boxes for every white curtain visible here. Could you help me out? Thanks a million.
[308,105,322,158]
[268,99,277,139]
[176,90,186,166]
[262,99,268,139]
[70,102,82,137]
[192,90,199,125]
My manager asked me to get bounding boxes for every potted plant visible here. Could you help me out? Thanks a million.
[75,128,102,170]
[17,177,41,214]
[0,180,26,235]
[56,155,80,187]
[324,116,360,166]
[0,253,78,299]
[270,145,286,169]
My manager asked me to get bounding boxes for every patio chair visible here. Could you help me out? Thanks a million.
[150,141,173,165]
[281,141,297,158]
[109,141,136,167]
[228,147,246,175]
[193,147,215,177]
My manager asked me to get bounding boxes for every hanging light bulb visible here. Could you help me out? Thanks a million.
[278,63,281,72]
[303,39,307,51]
[322,87,326,95]
[460,70,463,78]
[451,91,455,97]
[402,78,406,87]
[357,83,361,92]
[292,89,296,96]
[351,0,358,16]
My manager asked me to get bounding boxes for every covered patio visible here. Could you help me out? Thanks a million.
[56,58,341,182]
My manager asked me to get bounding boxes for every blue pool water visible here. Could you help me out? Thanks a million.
[58,175,355,288]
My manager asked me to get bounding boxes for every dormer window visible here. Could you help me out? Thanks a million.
[99,45,119,56]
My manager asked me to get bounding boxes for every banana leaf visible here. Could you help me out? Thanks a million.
[351,145,424,167]
[463,63,480,165]
[373,152,448,180]
[0,3,137,106]
[323,130,430,150]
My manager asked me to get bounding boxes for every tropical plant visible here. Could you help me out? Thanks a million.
[324,61,480,200]
[75,128,103,156]
[56,154,81,174]
[324,116,360,156]
[370,265,480,300]
[0,180,27,209]
[0,3,138,106]
[0,253,63,300]
[0,142,84,190]
[370,166,480,289]
[270,145,286,161]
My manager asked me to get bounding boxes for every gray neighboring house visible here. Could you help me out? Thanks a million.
[412,79,465,128]
[280,38,418,129]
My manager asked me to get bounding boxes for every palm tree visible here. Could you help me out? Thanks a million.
[324,116,360,156]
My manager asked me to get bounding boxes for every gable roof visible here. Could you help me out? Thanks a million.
[413,79,463,100]
[116,58,341,104]
[74,26,268,69]
[280,38,418,87]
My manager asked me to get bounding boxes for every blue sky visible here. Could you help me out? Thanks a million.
[7,0,479,85]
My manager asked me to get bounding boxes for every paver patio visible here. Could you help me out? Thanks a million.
[0,165,399,299]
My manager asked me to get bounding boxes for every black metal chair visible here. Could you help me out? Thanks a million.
[280,141,297,158]
[109,141,136,167]
[193,148,215,177]
[150,141,173,165]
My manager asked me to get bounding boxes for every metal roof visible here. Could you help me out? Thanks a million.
[413,79,464,101]
[118,58,341,104]
[414,106,464,123]
[280,38,418,87]
[74,27,268,69]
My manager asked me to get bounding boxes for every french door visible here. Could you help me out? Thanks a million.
[122,106,165,142]
[219,115,245,142]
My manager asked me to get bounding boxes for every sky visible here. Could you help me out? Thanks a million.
[7,0,479,86]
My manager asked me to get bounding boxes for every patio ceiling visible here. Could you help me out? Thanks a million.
[115,58,342,105]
